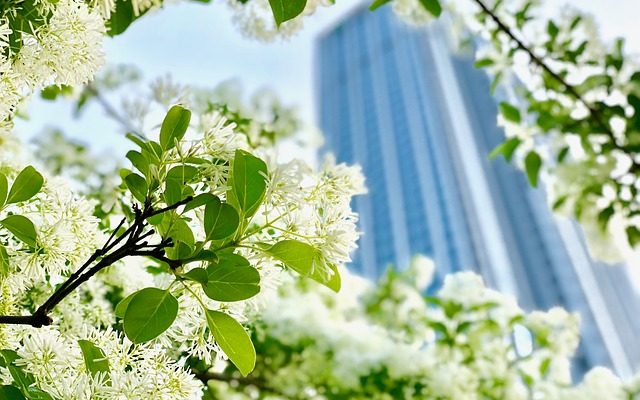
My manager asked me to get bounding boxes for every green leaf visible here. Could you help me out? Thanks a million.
[0,174,8,207]
[169,219,195,247]
[268,0,307,27]
[185,249,218,264]
[106,0,147,36]
[0,245,9,277]
[123,288,179,344]
[165,219,195,260]
[163,179,182,206]
[166,165,198,184]
[488,137,521,162]
[627,226,640,248]
[205,310,255,376]
[0,350,19,367]
[524,151,542,187]
[40,84,73,101]
[204,197,240,241]
[7,166,43,204]
[217,250,251,267]
[0,350,53,400]
[474,58,494,68]
[228,150,268,218]
[418,0,442,17]
[597,206,614,233]
[369,0,391,11]
[125,173,148,203]
[547,20,559,38]
[557,146,570,163]
[77,340,110,377]
[552,195,568,211]
[490,71,502,94]
[114,292,136,319]
[183,268,209,285]
[1,215,37,247]
[499,102,521,123]
[126,150,149,177]
[160,105,191,150]
[266,240,340,292]
[184,193,217,213]
[203,263,260,302]
[576,74,613,93]
[0,385,25,400]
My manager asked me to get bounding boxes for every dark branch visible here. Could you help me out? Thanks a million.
[147,196,193,217]
[0,197,192,328]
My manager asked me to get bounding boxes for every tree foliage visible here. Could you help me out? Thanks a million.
[0,0,638,397]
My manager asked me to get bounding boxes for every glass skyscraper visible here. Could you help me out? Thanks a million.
[316,4,640,377]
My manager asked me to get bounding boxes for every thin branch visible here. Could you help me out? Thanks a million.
[104,217,126,249]
[472,0,636,159]
[0,197,192,328]
[147,196,193,217]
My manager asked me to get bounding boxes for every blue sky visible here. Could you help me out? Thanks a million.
[15,0,640,155]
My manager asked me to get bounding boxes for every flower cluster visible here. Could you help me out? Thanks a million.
[11,327,202,399]
[0,0,105,121]
[206,256,640,400]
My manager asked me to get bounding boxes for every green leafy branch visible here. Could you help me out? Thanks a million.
[473,0,634,160]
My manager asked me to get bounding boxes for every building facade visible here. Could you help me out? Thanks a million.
[316,4,640,377]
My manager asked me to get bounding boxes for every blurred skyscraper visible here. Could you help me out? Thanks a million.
[316,4,640,377]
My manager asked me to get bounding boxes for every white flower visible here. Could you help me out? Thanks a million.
[525,307,580,357]
[574,367,626,400]
[131,0,162,16]
[392,0,437,26]
[37,0,106,86]
[227,0,332,41]
[91,0,116,19]
[408,254,435,290]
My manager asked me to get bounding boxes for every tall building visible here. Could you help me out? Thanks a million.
[316,4,640,377]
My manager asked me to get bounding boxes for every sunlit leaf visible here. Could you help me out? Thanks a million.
[1,215,37,247]
[124,173,148,203]
[266,240,340,292]
[203,263,260,302]
[78,340,110,377]
[268,0,306,27]
[524,151,542,187]
[160,105,191,150]
[227,150,268,218]
[205,310,255,376]
[123,288,178,344]
[204,196,239,241]
[7,166,43,204]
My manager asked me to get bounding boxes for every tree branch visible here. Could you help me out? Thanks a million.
[84,84,145,138]
[0,196,193,328]
[472,0,636,158]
